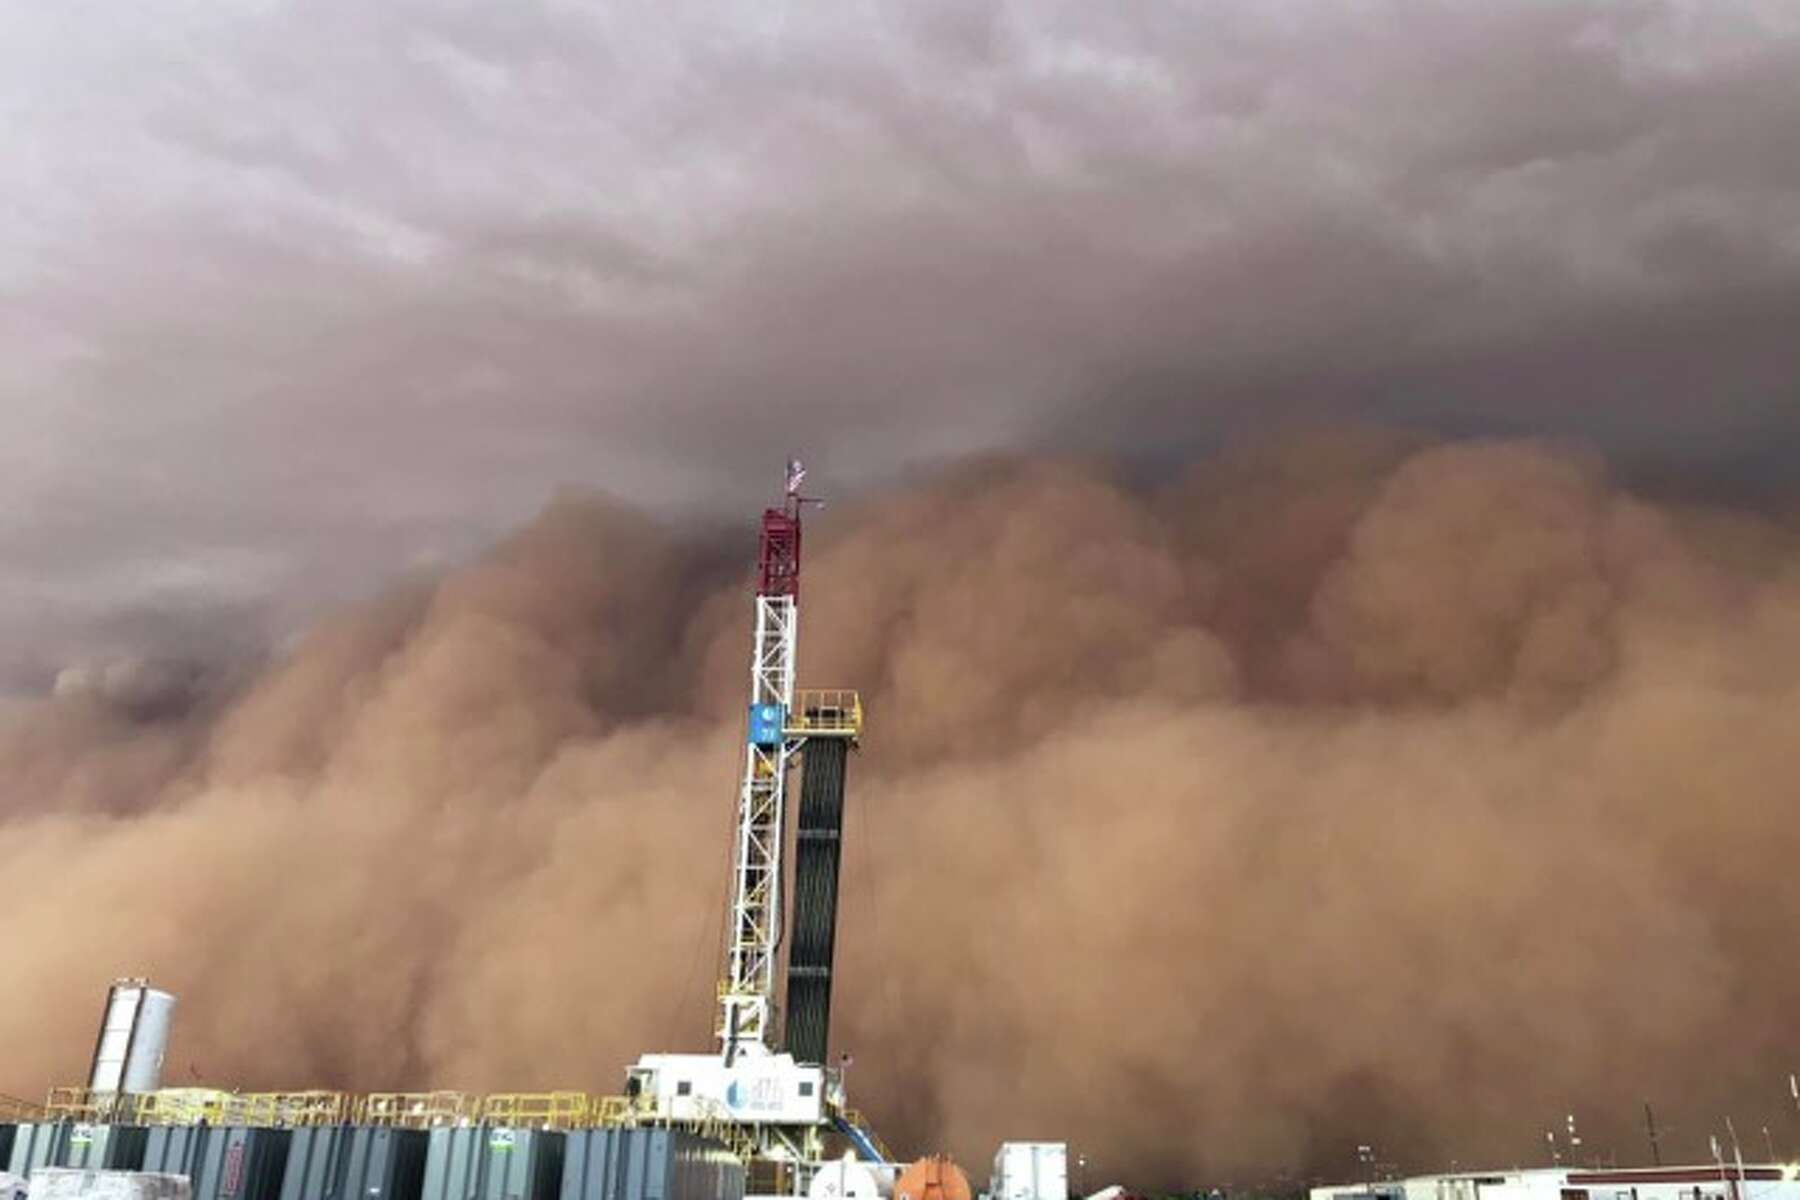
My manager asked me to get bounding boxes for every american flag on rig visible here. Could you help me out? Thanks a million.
[786,457,806,495]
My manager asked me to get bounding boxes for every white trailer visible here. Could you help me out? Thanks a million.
[625,1051,834,1125]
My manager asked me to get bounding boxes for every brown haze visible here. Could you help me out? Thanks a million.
[4,436,1800,1188]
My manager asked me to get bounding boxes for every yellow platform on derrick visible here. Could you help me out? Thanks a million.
[786,690,862,740]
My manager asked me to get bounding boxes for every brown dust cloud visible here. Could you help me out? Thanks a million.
[4,434,1800,1188]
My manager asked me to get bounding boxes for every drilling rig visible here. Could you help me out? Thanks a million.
[622,461,884,1188]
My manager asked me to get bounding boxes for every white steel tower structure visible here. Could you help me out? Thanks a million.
[719,460,809,1064]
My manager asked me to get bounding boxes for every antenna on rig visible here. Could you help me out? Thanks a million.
[785,457,825,513]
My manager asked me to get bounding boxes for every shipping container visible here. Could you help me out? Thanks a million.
[8,1124,54,1175]
[280,1125,428,1200]
[422,1126,564,1200]
[69,1126,149,1173]
[990,1143,1066,1200]
[142,1126,290,1200]
[9,1124,149,1175]
[561,1128,743,1200]
[140,1128,205,1181]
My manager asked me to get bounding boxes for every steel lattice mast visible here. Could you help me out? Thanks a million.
[719,461,808,1064]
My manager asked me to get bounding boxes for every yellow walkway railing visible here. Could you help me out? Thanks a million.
[480,1092,591,1130]
[44,1087,140,1123]
[786,690,863,740]
[249,1091,355,1126]
[360,1091,481,1128]
[1,1093,46,1122]
[591,1093,757,1160]
[837,1107,895,1163]
[32,1081,788,1156]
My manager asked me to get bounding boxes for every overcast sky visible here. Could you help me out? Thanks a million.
[3,1,1798,687]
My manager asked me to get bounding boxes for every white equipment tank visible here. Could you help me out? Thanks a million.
[991,1143,1068,1200]
[810,1158,892,1200]
[88,978,176,1094]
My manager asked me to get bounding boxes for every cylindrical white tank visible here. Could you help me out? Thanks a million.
[88,978,176,1093]
[811,1159,892,1200]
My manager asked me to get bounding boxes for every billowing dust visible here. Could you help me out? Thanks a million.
[5,436,1800,1186]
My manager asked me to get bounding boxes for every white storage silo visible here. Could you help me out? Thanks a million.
[88,978,177,1094]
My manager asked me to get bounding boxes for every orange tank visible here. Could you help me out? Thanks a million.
[893,1156,972,1200]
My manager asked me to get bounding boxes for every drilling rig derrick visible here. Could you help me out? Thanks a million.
[623,460,872,1186]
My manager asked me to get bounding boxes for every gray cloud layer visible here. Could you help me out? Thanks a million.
[3,1,1800,683]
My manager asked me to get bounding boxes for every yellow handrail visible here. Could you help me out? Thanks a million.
[590,1093,756,1159]
[786,690,863,740]
[480,1092,592,1130]
[1,1093,46,1123]
[360,1091,481,1128]
[134,1088,236,1126]
[44,1087,142,1123]
[246,1091,354,1127]
[838,1108,895,1163]
[26,1083,772,1154]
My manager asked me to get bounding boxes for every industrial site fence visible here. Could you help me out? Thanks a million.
[0,1095,46,1123]
[39,1089,638,1130]
[34,1088,883,1149]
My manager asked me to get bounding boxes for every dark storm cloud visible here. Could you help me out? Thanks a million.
[3,0,1799,667]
